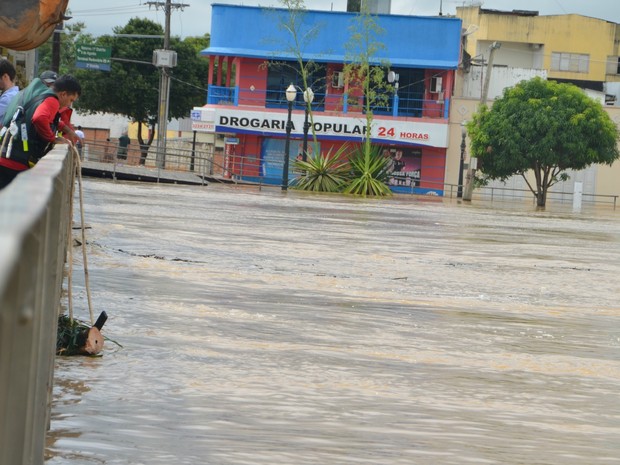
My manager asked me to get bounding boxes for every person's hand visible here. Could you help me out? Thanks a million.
[64,131,79,144]
[55,136,72,145]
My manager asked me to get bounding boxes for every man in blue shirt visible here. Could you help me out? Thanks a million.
[0,59,19,122]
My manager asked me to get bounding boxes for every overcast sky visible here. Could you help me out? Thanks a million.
[66,0,620,38]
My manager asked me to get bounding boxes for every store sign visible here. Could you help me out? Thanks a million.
[191,121,215,131]
[191,107,449,147]
[191,108,216,132]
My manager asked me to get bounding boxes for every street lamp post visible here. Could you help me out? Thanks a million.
[302,87,314,161]
[458,121,467,198]
[282,83,297,191]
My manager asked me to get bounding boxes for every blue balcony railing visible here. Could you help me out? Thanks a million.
[207,85,238,105]
[207,85,449,119]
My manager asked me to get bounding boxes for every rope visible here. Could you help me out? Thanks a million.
[70,144,95,325]
[66,147,77,323]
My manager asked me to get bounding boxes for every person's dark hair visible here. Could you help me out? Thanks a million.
[0,59,16,81]
[53,74,81,96]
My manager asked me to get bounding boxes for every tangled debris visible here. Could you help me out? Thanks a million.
[57,311,107,356]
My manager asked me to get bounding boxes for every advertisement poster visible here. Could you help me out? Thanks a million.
[383,148,422,188]
[261,138,321,183]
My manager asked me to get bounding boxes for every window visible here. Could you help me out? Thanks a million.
[606,56,620,75]
[551,52,589,73]
[265,61,326,110]
[388,67,425,117]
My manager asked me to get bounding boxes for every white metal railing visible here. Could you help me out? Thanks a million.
[0,146,74,465]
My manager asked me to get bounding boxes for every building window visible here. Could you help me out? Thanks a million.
[265,61,326,110]
[551,52,589,73]
[387,67,425,117]
[606,56,620,75]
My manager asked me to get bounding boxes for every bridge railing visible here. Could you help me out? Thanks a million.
[0,146,74,465]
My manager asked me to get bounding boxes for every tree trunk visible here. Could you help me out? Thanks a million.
[137,122,156,166]
[536,181,548,207]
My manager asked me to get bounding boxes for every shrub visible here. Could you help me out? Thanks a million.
[342,144,392,196]
[292,145,351,192]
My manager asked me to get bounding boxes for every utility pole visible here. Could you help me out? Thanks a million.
[481,41,501,106]
[146,0,189,169]
[51,21,68,73]
[463,41,501,201]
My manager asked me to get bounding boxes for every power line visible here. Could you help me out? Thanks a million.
[70,5,154,16]
[144,1,190,13]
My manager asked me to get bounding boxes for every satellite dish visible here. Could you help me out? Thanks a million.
[387,71,397,83]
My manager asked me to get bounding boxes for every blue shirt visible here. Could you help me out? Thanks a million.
[0,85,20,122]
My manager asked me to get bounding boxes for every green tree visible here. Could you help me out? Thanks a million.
[342,3,393,195]
[74,18,209,156]
[271,0,323,158]
[468,77,620,207]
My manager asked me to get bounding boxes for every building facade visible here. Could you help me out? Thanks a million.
[193,4,462,194]
[457,6,620,93]
[447,6,620,202]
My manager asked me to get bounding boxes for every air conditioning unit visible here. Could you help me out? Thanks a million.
[430,76,442,93]
[332,71,345,88]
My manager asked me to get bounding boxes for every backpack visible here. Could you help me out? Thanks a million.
[0,78,57,166]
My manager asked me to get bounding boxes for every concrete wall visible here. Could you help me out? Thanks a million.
[0,147,74,465]
[461,66,547,100]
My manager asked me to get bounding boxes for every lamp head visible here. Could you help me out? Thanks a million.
[303,87,314,103]
[286,84,297,102]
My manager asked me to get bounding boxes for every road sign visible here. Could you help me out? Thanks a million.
[76,44,112,71]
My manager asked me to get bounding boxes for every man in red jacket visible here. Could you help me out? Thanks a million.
[39,70,81,145]
[0,74,81,189]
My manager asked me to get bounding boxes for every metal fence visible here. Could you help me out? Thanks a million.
[0,146,74,465]
[81,138,216,175]
[442,183,618,208]
[82,138,619,208]
[208,85,450,119]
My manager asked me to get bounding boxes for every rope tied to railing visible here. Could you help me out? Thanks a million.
[67,144,95,326]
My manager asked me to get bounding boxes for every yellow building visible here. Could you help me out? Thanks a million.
[457,6,620,89]
[445,6,620,205]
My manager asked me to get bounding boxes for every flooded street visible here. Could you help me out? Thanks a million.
[46,179,620,465]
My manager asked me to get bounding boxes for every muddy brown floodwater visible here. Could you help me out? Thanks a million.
[45,179,620,465]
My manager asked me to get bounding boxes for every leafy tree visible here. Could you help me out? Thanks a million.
[271,0,323,158]
[467,77,620,207]
[340,3,393,196]
[343,3,392,160]
[73,18,209,156]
